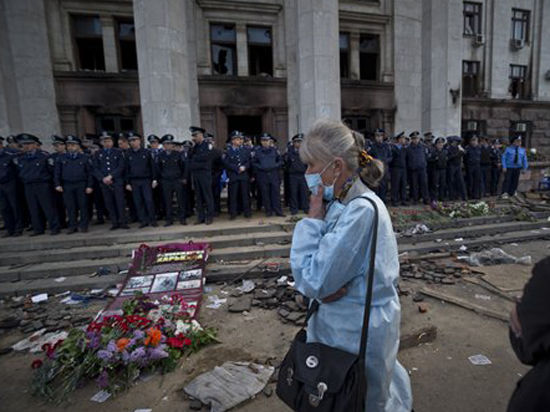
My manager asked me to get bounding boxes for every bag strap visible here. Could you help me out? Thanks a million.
[304,195,379,362]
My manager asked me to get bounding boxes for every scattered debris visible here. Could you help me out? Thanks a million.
[474,294,492,301]
[12,330,68,353]
[206,295,227,309]
[90,390,111,403]
[418,303,430,313]
[458,248,532,266]
[31,293,48,304]
[236,280,255,294]
[402,224,431,237]
[184,361,274,412]
[468,354,492,366]
[54,277,66,283]
[228,296,252,313]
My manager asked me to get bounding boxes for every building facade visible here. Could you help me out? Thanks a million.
[0,0,549,154]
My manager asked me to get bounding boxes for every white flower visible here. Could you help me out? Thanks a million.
[530,148,537,154]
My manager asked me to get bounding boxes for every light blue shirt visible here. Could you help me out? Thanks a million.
[502,146,528,170]
[291,179,412,411]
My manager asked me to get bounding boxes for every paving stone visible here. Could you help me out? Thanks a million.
[278,308,290,318]
[286,312,306,323]
[228,297,252,313]
[412,293,424,303]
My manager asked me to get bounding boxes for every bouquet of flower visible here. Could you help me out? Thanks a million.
[435,201,490,219]
[31,293,217,403]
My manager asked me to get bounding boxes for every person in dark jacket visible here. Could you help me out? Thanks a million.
[157,134,187,226]
[148,134,164,220]
[479,136,492,197]
[50,135,67,228]
[181,140,195,218]
[252,133,284,217]
[369,128,392,203]
[54,135,93,233]
[429,137,448,201]
[14,134,60,236]
[508,256,550,412]
[92,132,128,230]
[0,137,23,237]
[189,126,214,225]
[406,131,430,204]
[490,138,503,196]
[125,132,158,228]
[446,136,467,201]
[390,132,408,206]
[465,136,482,199]
[284,133,309,215]
[223,130,252,219]
[206,132,224,216]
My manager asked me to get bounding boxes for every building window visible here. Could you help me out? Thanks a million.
[511,9,530,41]
[509,64,528,99]
[463,2,482,36]
[462,61,481,97]
[247,26,273,76]
[461,119,486,144]
[210,23,237,76]
[97,115,136,137]
[117,19,137,71]
[359,34,379,81]
[72,15,105,71]
[339,33,350,79]
[510,121,531,147]
[342,116,372,137]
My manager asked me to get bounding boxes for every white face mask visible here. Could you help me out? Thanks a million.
[304,161,337,201]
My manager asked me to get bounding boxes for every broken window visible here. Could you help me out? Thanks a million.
[463,2,482,36]
[211,24,237,76]
[462,60,481,97]
[359,34,379,81]
[247,26,273,76]
[342,116,372,137]
[509,65,528,99]
[117,19,137,71]
[339,32,350,79]
[511,9,530,41]
[72,15,105,71]
[96,115,136,137]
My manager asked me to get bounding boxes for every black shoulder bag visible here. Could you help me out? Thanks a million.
[276,196,379,412]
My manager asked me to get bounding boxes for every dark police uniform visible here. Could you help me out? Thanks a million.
[181,140,195,218]
[446,136,467,201]
[148,134,164,220]
[157,134,187,225]
[390,133,408,206]
[223,131,251,219]
[54,136,93,232]
[369,138,393,202]
[207,133,224,216]
[252,134,284,216]
[465,144,482,199]
[284,134,309,215]
[490,141,502,196]
[14,134,60,235]
[92,133,127,229]
[480,141,492,197]
[125,137,157,228]
[0,140,23,236]
[50,135,67,228]
[406,136,430,204]
[428,138,448,201]
[189,127,214,224]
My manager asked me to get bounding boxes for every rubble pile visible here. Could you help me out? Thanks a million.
[400,261,470,285]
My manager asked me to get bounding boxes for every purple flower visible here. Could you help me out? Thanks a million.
[97,350,114,362]
[107,340,117,353]
[86,331,100,349]
[130,346,147,366]
[96,370,109,388]
[147,347,169,361]
[121,350,130,364]
[133,330,145,340]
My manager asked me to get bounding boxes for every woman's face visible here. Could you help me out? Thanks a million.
[306,158,344,186]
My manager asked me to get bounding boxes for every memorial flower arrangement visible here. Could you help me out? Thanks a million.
[31,293,217,402]
[435,201,490,219]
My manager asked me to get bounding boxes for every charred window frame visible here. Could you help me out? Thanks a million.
[247,26,273,76]
[72,15,105,71]
[462,60,481,97]
[509,121,531,148]
[117,19,137,71]
[339,32,350,79]
[463,2,482,36]
[359,34,379,81]
[509,64,528,99]
[461,119,486,145]
[96,115,136,137]
[210,23,237,76]
[511,9,530,41]
[342,116,372,138]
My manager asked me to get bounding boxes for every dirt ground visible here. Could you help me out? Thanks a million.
[0,240,546,412]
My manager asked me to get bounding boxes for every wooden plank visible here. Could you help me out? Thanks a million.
[420,287,509,322]
[462,276,519,303]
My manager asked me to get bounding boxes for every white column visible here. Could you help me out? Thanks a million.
[295,0,341,133]
[133,0,199,137]
[101,15,119,73]
[236,23,249,77]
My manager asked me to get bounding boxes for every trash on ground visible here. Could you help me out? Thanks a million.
[206,295,227,309]
[12,330,68,353]
[474,294,492,301]
[31,293,48,303]
[90,390,111,403]
[402,224,430,237]
[276,275,288,286]
[458,248,532,266]
[236,280,255,294]
[184,361,274,412]
[459,245,468,252]
[54,277,66,283]
[54,291,71,297]
[454,238,464,242]
[262,263,280,273]
[468,354,492,365]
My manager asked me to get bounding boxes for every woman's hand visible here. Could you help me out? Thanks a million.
[308,185,325,220]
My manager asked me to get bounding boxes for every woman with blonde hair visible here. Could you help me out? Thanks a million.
[290,119,412,411]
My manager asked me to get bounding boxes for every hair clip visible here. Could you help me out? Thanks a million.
[359,150,373,167]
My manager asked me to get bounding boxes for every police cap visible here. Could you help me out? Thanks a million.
[189,126,205,136]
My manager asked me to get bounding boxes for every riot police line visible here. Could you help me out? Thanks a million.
[0,126,528,237]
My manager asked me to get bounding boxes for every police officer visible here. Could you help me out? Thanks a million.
[148,134,164,220]
[490,139,503,196]
[0,137,23,237]
[465,136,482,199]
[126,132,158,228]
[51,135,67,228]
[54,136,93,234]
[479,136,492,197]
[429,137,448,201]
[223,130,251,219]
[501,136,528,198]
[14,134,60,236]
[92,132,128,230]
[118,133,137,222]
[284,134,309,215]
[181,140,195,218]
[252,133,284,217]
[446,136,467,201]
[390,132,408,206]
[206,132,224,216]
[369,128,392,202]
[189,126,214,225]
[157,134,187,226]
[406,131,430,204]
